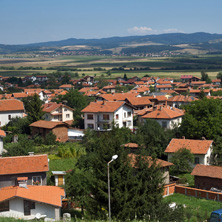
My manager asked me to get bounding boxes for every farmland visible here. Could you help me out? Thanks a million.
[0,54,221,79]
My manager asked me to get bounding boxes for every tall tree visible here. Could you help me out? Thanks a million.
[24,94,44,123]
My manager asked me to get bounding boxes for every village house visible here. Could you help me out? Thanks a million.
[125,96,152,110]
[167,95,198,108]
[0,185,64,221]
[81,101,134,131]
[42,102,74,123]
[0,154,49,189]
[30,120,71,142]
[59,84,74,91]
[0,99,25,126]
[141,105,184,129]
[191,164,222,190]
[165,138,213,166]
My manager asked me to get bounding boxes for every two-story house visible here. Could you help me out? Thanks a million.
[0,99,25,126]
[0,154,49,188]
[42,102,74,123]
[81,101,134,131]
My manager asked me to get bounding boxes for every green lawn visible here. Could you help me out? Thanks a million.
[165,193,222,221]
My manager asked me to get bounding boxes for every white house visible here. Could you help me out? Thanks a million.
[81,101,134,131]
[42,102,74,123]
[0,185,65,221]
[0,99,25,126]
[165,138,213,166]
[141,105,184,129]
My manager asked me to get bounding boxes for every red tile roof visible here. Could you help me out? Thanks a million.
[122,143,139,148]
[165,138,213,154]
[155,84,172,89]
[42,102,73,113]
[0,185,64,207]
[142,105,184,119]
[0,130,6,137]
[191,164,222,179]
[59,84,74,88]
[98,92,139,101]
[126,97,152,106]
[30,120,69,129]
[81,101,126,113]
[167,95,198,102]
[0,99,24,112]
[0,154,49,175]
[128,153,173,168]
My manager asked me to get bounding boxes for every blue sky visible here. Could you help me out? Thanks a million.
[0,0,222,44]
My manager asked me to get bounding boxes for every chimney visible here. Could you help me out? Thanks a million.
[182,136,185,139]
[28,152,34,156]
[202,137,206,140]
[17,177,28,188]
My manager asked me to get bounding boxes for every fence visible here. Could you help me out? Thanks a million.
[163,183,176,197]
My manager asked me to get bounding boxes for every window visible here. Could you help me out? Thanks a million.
[124,112,126,118]
[195,157,200,164]
[87,124,94,129]
[0,201,9,212]
[8,115,11,120]
[103,114,109,120]
[64,108,67,111]
[127,121,132,126]
[127,112,131,117]
[54,115,58,120]
[45,115,48,119]
[207,156,210,164]
[115,114,119,120]
[87,114,93,120]
[24,200,35,216]
[32,176,42,185]
[66,114,70,118]
[162,121,167,128]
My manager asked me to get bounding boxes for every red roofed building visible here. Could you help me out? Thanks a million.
[97,92,139,102]
[81,101,134,131]
[191,164,222,190]
[141,105,184,129]
[167,95,198,108]
[165,138,213,166]
[0,185,64,220]
[125,96,152,110]
[42,102,73,122]
[0,99,25,126]
[0,154,49,188]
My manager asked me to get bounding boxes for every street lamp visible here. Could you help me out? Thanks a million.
[107,154,118,221]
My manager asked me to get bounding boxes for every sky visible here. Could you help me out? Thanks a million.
[0,0,222,44]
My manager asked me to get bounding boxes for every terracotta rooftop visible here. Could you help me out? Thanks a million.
[122,143,139,148]
[0,99,24,112]
[30,120,69,129]
[0,185,64,207]
[126,97,152,106]
[191,81,206,85]
[42,102,73,113]
[168,95,198,102]
[98,92,139,101]
[128,153,173,168]
[0,154,49,175]
[59,84,73,88]
[142,105,184,119]
[12,93,29,98]
[81,101,126,113]
[0,130,6,137]
[191,164,222,179]
[155,84,172,89]
[165,138,213,154]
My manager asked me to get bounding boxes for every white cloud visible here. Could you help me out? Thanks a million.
[128,26,154,34]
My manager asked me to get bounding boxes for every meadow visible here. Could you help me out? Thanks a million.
[0,54,221,79]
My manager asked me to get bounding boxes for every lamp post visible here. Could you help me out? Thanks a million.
[107,154,118,222]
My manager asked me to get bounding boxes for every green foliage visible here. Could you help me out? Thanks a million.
[201,70,211,83]
[171,148,194,174]
[198,89,206,99]
[58,142,86,158]
[179,98,222,140]
[44,131,57,145]
[2,117,30,134]
[3,134,36,157]
[217,71,222,82]
[135,119,169,158]
[23,94,44,123]
[49,158,77,171]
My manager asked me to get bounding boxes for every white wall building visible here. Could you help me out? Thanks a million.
[81,101,134,131]
[0,99,25,126]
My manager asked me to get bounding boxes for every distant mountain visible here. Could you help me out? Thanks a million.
[1,32,222,54]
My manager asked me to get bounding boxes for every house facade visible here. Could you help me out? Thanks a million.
[191,164,222,190]
[165,138,213,166]
[0,185,64,221]
[0,99,25,126]
[81,101,134,131]
[141,105,184,129]
[42,102,74,122]
[0,154,49,189]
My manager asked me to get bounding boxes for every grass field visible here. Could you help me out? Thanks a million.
[0,54,221,79]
